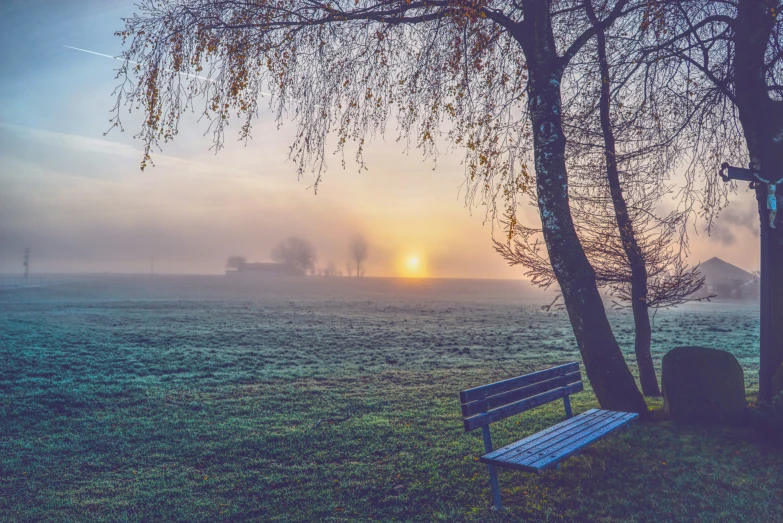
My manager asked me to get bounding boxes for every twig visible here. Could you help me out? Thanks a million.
[541,294,563,312]
[496,360,535,378]
[313,409,352,428]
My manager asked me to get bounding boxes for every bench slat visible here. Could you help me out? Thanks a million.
[522,412,638,470]
[461,371,581,417]
[508,411,629,467]
[481,409,609,462]
[463,382,584,432]
[480,410,637,472]
[481,408,600,461]
[483,410,617,465]
[459,362,579,404]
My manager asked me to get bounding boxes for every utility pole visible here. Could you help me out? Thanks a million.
[23,248,29,279]
[150,257,154,276]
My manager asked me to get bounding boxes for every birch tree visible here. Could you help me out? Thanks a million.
[112,0,653,415]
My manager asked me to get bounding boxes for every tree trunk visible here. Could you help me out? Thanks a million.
[734,0,783,402]
[594,25,661,397]
[520,3,649,416]
[631,298,659,396]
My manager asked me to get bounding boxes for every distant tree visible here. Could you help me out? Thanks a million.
[349,234,369,277]
[323,261,338,277]
[345,261,354,278]
[271,237,317,275]
[226,255,247,270]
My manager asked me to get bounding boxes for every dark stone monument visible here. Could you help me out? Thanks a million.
[662,346,746,425]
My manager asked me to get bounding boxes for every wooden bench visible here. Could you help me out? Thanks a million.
[459,362,638,510]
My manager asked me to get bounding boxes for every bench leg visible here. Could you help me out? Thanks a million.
[563,395,573,419]
[487,464,502,510]
[481,426,503,510]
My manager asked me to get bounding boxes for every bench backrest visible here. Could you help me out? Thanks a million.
[459,362,583,432]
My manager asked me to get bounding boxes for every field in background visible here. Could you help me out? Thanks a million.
[0,274,92,290]
[1,276,779,522]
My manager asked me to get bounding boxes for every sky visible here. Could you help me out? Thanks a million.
[0,0,763,278]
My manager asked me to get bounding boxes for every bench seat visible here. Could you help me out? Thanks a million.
[480,408,638,473]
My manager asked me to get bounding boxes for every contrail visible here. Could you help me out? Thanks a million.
[63,45,272,96]
[64,45,128,62]
[64,45,272,95]
[64,45,211,82]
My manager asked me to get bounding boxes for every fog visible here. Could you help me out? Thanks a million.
[0,119,535,277]
[0,0,764,278]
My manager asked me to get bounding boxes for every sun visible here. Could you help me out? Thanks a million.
[399,253,426,278]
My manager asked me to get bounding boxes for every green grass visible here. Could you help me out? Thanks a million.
[0,280,778,522]
[2,369,781,522]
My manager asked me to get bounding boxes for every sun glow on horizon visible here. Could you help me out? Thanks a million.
[399,253,426,278]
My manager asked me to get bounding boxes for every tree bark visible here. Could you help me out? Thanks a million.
[519,2,649,416]
[734,0,783,402]
[631,298,657,395]
[594,23,661,397]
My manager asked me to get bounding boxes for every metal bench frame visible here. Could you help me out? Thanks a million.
[459,362,638,510]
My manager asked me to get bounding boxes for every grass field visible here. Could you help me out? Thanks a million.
[1,276,780,522]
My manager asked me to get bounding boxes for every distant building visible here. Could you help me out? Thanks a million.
[697,257,758,299]
[226,262,305,277]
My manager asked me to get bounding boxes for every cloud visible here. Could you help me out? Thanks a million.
[709,203,759,246]
[0,122,138,158]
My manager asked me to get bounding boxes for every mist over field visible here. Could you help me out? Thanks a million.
[0,275,761,384]
[1,275,764,411]
[2,270,775,522]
